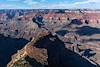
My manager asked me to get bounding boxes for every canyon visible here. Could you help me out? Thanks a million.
[0,9,100,67]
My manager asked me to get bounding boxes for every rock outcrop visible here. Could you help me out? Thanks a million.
[7,29,49,67]
[7,29,99,67]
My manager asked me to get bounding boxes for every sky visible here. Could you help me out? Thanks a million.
[0,0,100,9]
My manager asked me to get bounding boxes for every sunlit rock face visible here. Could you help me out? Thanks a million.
[0,19,38,40]
[42,13,100,28]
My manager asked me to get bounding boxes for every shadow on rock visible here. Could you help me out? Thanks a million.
[70,19,83,25]
[0,35,29,67]
[35,33,99,67]
[76,26,100,36]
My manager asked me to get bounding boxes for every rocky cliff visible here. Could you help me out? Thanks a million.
[0,9,100,67]
[7,28,100,67]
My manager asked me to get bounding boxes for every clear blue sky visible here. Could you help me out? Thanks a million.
[0,0,100,9]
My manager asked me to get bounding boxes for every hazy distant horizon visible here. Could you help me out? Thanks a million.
[0,0,100,9]
[0,8,99,10]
